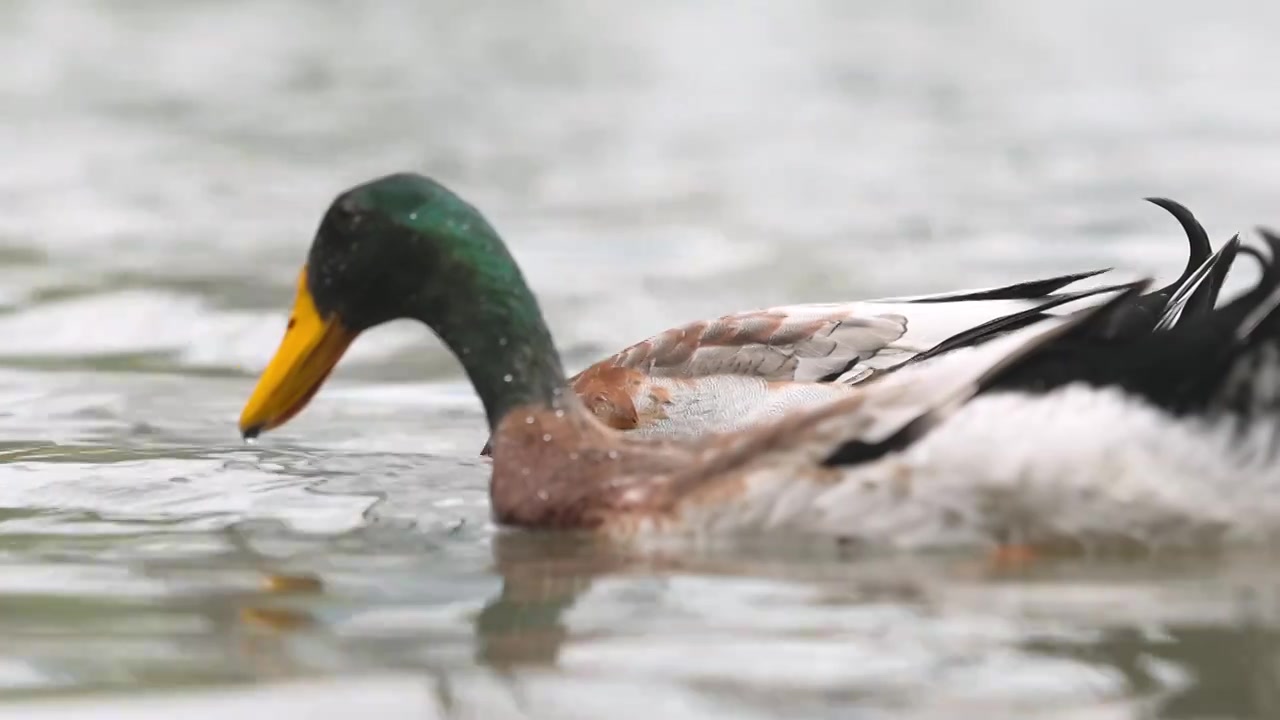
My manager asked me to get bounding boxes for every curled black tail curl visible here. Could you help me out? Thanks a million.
[984,222,1268,417]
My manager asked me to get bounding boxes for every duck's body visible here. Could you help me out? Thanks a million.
[484,284,1279,549]
[238,173,1278,552]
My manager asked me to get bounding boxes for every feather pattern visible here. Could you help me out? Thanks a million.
[580,289,1127,386]
[546,278,1155,441]
[476,273,1116,453]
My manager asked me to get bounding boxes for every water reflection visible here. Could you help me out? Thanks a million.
[1031,604,1280,718]
[475,532,629,669]
[467,534,1280,718]
[61,521,1280,718]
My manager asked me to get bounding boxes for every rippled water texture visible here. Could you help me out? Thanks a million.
[3,1,1280,717]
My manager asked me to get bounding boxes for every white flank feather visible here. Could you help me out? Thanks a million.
[660,382,1280,552]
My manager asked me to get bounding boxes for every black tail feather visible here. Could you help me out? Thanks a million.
[822,281,1152,468]
[1153,233,1242,331]
[900,280,1153,369]
[1180,233,1241,320]
[1145,196,1214,297]
[1203,229,1280,416]
[896,199,1239,368]
[990,228,1280,417]
[896,268,1111,304]
[1096,198,1221,338]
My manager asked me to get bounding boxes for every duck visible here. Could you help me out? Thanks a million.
[471,197,1228,452]
[238,173,1279,552]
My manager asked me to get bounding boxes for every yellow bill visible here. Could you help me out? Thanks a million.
[239,268,358,437]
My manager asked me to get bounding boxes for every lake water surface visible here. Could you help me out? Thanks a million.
[3,1,1280,718]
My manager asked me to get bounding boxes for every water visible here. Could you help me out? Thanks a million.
[2,0,1280,717]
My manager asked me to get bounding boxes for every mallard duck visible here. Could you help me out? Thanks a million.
[472,197,1226,451]
[239,174,1278,550]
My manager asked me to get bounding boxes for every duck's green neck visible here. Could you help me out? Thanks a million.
[415,225,567,430]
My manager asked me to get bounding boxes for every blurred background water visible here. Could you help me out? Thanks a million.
[1,0,1280,717]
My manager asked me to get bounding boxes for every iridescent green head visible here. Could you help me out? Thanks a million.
[239,173,566,438]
